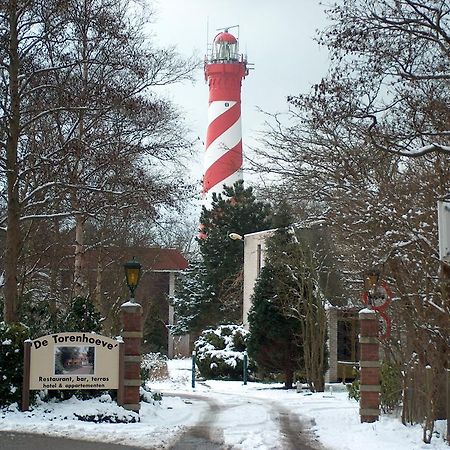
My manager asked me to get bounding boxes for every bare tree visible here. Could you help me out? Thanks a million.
[250,0,450,436]
[0,0,71,322]
[40,0,196,297]
[0,0,197,322]
[303,0,450,157]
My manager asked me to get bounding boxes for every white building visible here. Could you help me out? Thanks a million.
[241,228,357,383]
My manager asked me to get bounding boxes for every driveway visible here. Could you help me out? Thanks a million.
[0,432,142,450]
[166,390,326,450]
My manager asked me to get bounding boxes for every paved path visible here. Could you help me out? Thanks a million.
[0,431,142,450]
[0,392,327,450]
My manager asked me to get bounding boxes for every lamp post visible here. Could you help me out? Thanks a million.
[360,268,382,423]
[363,269,381,307]
[364,269,380,291]
[124,258,142,301]
[121,257,143,413]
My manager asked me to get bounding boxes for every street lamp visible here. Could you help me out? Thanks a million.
[124,257,142,301]
[364,269,380,292]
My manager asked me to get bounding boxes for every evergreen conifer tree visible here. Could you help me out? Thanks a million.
[170,260,214,335]
[198,181,271,325]
[246,262,303,388]
[63,297,102,333]
[172,181,271,334]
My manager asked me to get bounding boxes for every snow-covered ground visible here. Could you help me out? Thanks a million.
[0,358,447,449]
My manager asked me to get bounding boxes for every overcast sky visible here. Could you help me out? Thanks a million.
[150,0,331,187]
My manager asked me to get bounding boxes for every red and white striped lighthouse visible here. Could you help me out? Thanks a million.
[203,29,249,202]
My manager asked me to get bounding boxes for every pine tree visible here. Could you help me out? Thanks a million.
[246,262,303,388]
[63,297,102,333]
[170,261,214,335]
[197,181,272,325]
[172,181,271,334]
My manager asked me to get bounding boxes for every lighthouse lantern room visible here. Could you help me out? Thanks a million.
[212,31,239,61]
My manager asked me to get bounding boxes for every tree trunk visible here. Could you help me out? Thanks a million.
[4,0,21,324]
[48,219,61,323]
[73,213,86,298]
[95,249,102,310]
[71,17,89,301]
[284,368,294,389]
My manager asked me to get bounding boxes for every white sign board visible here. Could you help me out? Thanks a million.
[438,201,450,263]
[29,333,120,390]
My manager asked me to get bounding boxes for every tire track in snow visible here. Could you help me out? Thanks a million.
[162,389,327,450]
[165,393,230,449]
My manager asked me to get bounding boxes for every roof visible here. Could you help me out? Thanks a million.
[55,246,188,273]
[214,31,237,44]
[120,247,189,272]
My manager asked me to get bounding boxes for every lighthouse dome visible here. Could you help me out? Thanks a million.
[214,31,237,44]
[212,30,239,61]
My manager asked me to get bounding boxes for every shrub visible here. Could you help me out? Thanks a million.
[140,386,163,404]
[346,367,361,402]
[194,324,251,380]
[0,322,29,406]
[346,362,403,413]
[380,361,402,413]
[141,352,169,384]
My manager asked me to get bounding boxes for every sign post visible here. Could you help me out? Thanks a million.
[22,340,32,411]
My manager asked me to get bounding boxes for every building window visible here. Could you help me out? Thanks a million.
[257,244,262,276]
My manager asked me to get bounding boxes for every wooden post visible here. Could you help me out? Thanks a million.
[359,308,380,423]
[191,351,196,389]
[243,351,248,385]
[117,340,125,407]
[21,340,31,411]
[121,302,143,413]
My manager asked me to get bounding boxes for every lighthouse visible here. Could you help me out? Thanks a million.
[203,28,249,203]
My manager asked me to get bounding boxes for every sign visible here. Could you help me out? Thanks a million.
[361,282,392,340]
[29,332,120,390]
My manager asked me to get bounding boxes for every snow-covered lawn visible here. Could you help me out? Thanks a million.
[0,358,447,449]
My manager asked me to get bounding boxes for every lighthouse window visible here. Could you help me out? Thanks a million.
[214,41,238,61]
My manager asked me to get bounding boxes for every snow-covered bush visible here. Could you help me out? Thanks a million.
[140,386,163,404]
[141,352,169,383]
[194,324,250,380]
[0,322,28,406]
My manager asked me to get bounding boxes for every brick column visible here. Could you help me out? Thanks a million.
[359,308,380,423]
[121,302,142,413]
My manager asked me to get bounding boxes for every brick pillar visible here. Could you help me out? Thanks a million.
[121,302,142,413]
[359,308,380,423]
